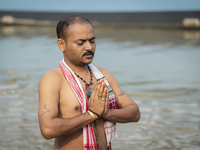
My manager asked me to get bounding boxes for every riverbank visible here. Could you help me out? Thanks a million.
[0,11,200,29]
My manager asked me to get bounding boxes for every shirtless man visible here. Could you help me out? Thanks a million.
[38,16,140,150]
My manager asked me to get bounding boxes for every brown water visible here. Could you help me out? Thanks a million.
[0,25,200,150]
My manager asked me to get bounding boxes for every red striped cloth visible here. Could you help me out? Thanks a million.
[59,59,117,150]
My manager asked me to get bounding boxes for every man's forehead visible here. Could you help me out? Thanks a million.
[67,23,94,38]
[68,22,93,31]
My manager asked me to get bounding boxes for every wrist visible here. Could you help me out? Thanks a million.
[88,109,100,118]
[102,109,110,119]
[87,110,99,119]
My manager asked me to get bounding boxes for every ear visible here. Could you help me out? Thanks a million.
[57,39,66,52]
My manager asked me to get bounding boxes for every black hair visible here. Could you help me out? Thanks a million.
[56,15,91,40]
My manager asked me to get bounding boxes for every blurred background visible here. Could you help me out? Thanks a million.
[0,0,200,150]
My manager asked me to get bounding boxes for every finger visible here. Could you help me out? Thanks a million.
[101,86,107,101]
[98,80,105,97]
[90,81,99,99]
[96,81,104,101]
[102,88,109,117]
[105,88,109,108]
[95,81,102,101]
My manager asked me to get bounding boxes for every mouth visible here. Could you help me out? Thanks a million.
[82,51,94,58]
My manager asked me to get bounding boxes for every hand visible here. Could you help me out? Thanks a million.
[88,79,108,117]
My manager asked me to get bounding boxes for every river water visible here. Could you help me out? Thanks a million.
[0,25,200,150]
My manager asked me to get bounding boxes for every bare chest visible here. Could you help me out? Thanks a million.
[58,77,96,118]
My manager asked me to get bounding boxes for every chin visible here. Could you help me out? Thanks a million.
[83,61,92,65]
[84,58,93,65]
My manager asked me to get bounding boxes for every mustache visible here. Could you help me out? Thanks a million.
[82,51,94,57]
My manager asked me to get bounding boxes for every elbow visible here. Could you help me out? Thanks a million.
[132,107,141,122]
[40,126,55,140]
[135,110,141,122]
[42,133,52,140]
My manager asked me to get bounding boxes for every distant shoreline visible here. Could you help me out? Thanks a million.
[0,11,200,28]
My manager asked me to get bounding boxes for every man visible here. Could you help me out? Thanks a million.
[38,15,140,150]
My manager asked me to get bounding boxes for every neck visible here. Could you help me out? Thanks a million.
[64,58,89,75]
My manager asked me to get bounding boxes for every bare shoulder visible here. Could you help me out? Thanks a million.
[40,67,62,82]
[96,66,112,77]
[39,67,63,92]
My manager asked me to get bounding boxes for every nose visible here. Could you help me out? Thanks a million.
[85,41,92,50]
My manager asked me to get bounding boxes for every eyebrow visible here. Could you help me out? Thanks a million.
[76,36,95,42]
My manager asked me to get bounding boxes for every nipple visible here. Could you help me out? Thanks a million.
[75,106,79,110]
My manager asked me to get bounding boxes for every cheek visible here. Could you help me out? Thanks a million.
[72,45,83,53]
[92,44,96,51]
[93,44,96,53]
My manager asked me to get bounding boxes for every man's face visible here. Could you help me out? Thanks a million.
[63,23,96,66]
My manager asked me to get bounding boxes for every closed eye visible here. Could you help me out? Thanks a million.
[76,40,86,45]
[76,37,95,45]
[89,37,95,43]
[77,42,84,45]
[90,39,95,43]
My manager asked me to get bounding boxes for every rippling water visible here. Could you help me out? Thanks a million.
[0,25,200,150]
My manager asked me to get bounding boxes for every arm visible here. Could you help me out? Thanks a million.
[38,70,106,140]
[99,67,141,123]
